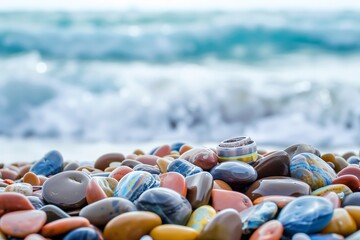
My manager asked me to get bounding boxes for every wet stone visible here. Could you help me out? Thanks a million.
[63,227,99,240]
[245,177,311,202]
[311,184,352,200]
[290,153,337,190]
[30,150,63,177]
[347,156,360,165]
[86,176,117,204]
[40,205,71,224]
[278,196,333,235]
[249,219,283,240]
[210,161,257,190]
[5,182,33,196]
[332,174,360,192]
[253,151,290,180]
[94,153,125,171]
[133,164,161,175]
[159,172,187,197]
[0,192,35,217]
[104,211,162,240]
[185,172,213,209]
[179,147,218,170]
[321,208,356,236]
[212,189,253,212]
[167,159,203,177]
[186,205,216,232]
[342,192,360,207]
[284,144,321,160]
[198,208,242,240]
[240,202,278,234]
[114,171,157,202]
[27,196,45,209]
[41,217,90,237]
[136,187,192,225]
[42,171,90,209]
[150,224,199,240]
[80,197,137,226]
[253,195,296,209]
[109,166,133,181]
[0,210,47,238]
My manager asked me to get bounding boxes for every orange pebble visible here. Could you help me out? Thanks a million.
[250,220,283,240]
[23,172,41,186]
[253,195,296,208]
[213,180,232,191]
[41,217,90,237]
[321,208,357,236]
[211,189,252,212]
[159,172,187,197]
[179,144,193,155]
[109,166,133,181]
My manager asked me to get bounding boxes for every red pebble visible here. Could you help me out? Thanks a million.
[159,172,187,197]
[0,193,35,217]
[109,166,133,181]
[332,174,360,192]
[338,166,360,181]
[153,145,171,157]
[212,189,253,212]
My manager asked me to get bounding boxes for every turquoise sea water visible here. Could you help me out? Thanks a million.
[1,10,360,148]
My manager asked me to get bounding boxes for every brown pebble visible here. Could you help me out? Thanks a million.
[23,172,41,186]
[95,153,125,171]
[41,217,90,237]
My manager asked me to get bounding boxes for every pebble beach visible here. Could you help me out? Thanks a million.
[1,138,360,240]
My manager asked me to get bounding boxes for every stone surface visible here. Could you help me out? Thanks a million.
[245,177,311,201]
[213,180,232,191]
[253,151,290,179]
[311,184,352,199]
[345,206,360,229]
[114,171,157,202]
[63,227,99,240]
[322,191,341,209]
[186,205,216,232]
[156,158,172,173]
[153,145,171,157]
[186,172,213,209]
[5,182,32,196]
[278,196,333,235]
[136,155,159,166]
[42,171,90,209]
[253,195,296,209]
[41,217,90,237]
[104,211,162,240]
[30,150,63,177]
[321,208,356,236]
[198,208,242,240]
[23,172,41,186]
[109,166,133,181]
[210,161,257,190]
[136,187,192,225]
[179,147,218,170]
[86,177,117,204]
[133,164,161,175]
[150,225,199,240]
[94,153,125,171]
[40,205,70,224]
[240,202,278,234]
[249,220,283,240]
[167,159,202,177]
[0,192,35,217]
[27,196,45,210]
[80,197,136,226]
[290,153,337,190]
[0,210,46,238]
[332,174,360,192]
[342,192,360,207]
[212,189,252,212]
[284,144,320,160]
[159,172,187,197]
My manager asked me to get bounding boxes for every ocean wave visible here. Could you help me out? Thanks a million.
[1,11,360,61]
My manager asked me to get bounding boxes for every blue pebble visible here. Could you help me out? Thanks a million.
[135,187,192,225]
[309,233,344,240]
[149,146,159,155]
[347,156,360,165]
[30,150,63,177]
[278,196,333,235]
[114,171,157,202]
[167,159,202,177]
[63,227,98,240]
[171,142,185,152]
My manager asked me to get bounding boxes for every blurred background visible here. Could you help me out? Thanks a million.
[1,0,360,161]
